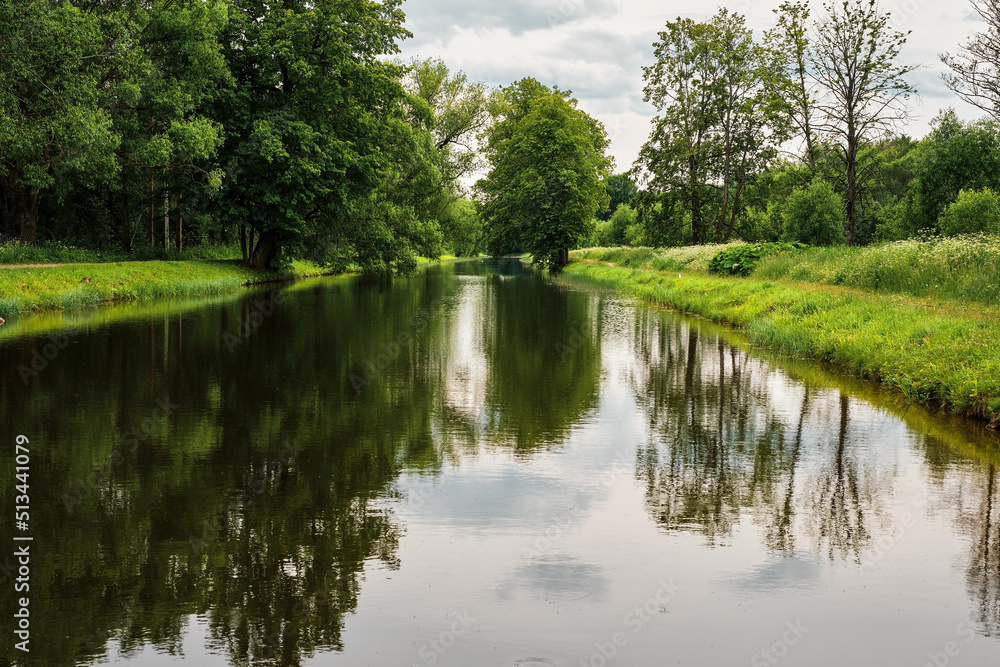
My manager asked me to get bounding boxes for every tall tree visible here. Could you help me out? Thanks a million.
[766,1,819,171]
[941,0,1000,119]
[477,79,611,270]
[811,0,917,245]
[635,10,785,245]
[0,0,119,244]
[212,0,414,271]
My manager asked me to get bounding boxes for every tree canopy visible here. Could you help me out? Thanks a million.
[477,79,611,270]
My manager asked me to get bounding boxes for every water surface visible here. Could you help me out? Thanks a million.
[2,259,999,667]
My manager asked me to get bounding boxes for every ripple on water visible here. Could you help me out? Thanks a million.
[514,659,559,667]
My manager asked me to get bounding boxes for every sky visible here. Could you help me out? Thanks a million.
[396,0,988,173]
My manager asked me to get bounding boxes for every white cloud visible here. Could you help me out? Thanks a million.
[398,0,988,170]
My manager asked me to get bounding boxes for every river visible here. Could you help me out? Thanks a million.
[1,258,999,667]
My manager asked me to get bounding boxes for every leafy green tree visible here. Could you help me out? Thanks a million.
[915,110,1000,231]
[782,180,846,245]
[811,0,916,245]
[402,58,492,196]
[477,79,611,270]
[0,0,118,244]
[212,0,415,271]
[599,173,639,221]
[939,188,1000,236]
[636,9,786,245]
[439,198,485,256]
[766,1,818,171]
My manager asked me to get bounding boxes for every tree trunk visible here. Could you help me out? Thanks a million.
[121,186,132,252]
[557,247,569,268]
[1,182,10,241]
[251,228,281,271]
[164,192,170,251]
[176,195,183,252]
[845,132,858,246]
[148,171,155,247]
[17,191,40,246]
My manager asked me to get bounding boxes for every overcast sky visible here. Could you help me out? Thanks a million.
[396,0,987,173]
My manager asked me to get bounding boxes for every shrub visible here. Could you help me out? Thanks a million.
[781,180,847,246]
[938,188,1000,237]
[608,204,638,246]
[708,242,807,276]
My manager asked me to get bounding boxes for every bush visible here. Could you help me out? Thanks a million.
[608,204,637,246]
[938,188,1000,237]
[708,242,807,276]
[782,180,847,246]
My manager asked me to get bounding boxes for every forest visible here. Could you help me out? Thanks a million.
[4,0,1000,272]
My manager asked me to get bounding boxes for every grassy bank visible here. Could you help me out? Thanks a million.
[0,259,330,320]
[563,249,1000,424]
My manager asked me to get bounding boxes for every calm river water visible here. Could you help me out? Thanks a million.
[2,258,999,667]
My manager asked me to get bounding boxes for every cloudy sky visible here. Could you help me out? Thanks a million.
[396,0,987,172]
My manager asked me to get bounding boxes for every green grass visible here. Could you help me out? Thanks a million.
[0,241,242,265]
[575,244,744,274]
[0,259,331,320]
[754,234,1000,306]
[563,253,1000,424]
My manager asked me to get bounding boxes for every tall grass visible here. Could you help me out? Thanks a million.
[755,234,1000,306]
[574,243,744,274]
[0,259,331,319]
[0,241,242,265]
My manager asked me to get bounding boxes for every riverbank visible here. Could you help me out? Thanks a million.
[0,259,334,320]
[562,249,1000,425]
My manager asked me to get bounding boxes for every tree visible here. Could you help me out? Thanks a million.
[938,188,1000,236]
[599,173,638,220]
[941,0,1000,119]
[782,180,847,245]
[477,79,611,270]
[766,1,819,171]
[212,0,415,271]
[0,0,119,244]
[635,9,786,245]
[916,109,1000,229]
[402,58,491,196]
[811,0,917,245]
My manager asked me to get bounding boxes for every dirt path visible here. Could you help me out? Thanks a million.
[0,263,67,269]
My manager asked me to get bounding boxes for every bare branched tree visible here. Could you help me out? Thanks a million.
[942,0,1000,119]
[811,0,917,245]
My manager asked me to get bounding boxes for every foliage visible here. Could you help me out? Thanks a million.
[810,0,917,245]
[708,242,807,276]
[939,189,1000,236]
[755,233,1000,305]
[439,199,485,256]
[635,9,788,245]
[574,244,742,273]
[600,174,639,220]
[782,180,847,245]
[477,78,612,270]
[916,110,1000,230]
